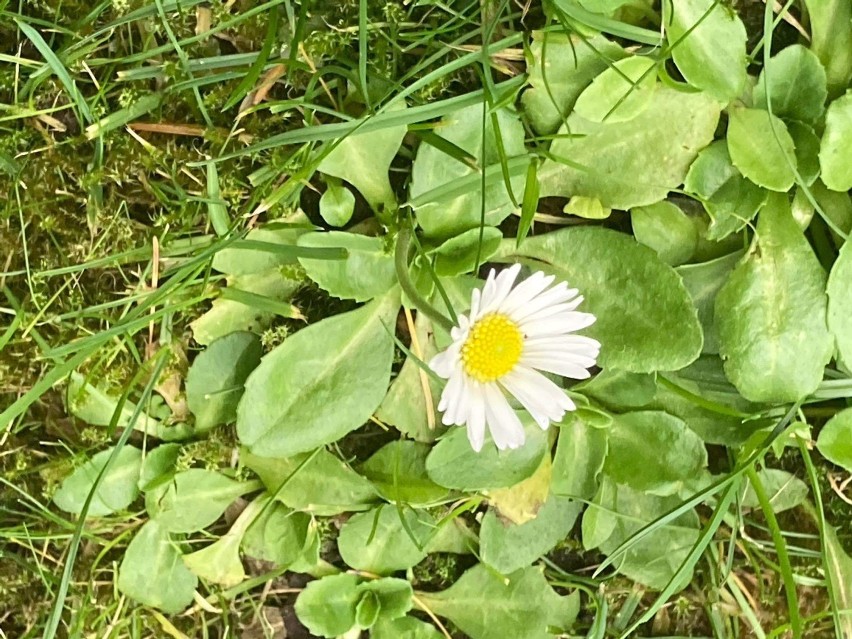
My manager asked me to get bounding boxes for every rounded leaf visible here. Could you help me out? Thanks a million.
[819,91,852,192]
[754,44,828,124]
[54,445,143,517]
[726,108,797,192]
[817,408,852,472]
[319,182,356,227]
[574,56,657,123]
[338,506,433,573]
[295,574,361,638]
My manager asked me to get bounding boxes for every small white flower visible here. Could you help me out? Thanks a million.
[430,264,600,452]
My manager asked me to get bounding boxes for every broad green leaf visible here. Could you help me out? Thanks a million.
[814,181,852,246]
[562,195,610,220]
[573,56,657,123]
[66,372,161,436]
[319,181,356,227]
[676,251,743,354]
[337,506,433,573]
[146,469,256,533]
[431,227,503,276]
[356,590,380,629]
[487,452,552,525]
[754,44,827,124]
[212,222,307,275]
[803,0,852,96]
[371,616,442,639]
[824,522,852,638]
[54,445,143,517]
[575,0,631,12]
[357,578,413,621]
[715,194,833,402]
[186,332,262,432]
[726,107,796,192]
[817,408,852,471]
[117,520,197,613]
[683,141,767,240]
[788,121,821,187]
[538,86,720,209]
[603,411,707,496]
[410,104,526,239]
[183,530,244,587]
[297,232,396,302]
[480,494,582,574]
[590,478,700,590]
[663,0,747,102]
[581,478,618,550]
[242,448,377,515]
[138,444,181,491]
[551,415,608,501]
[237,290,399,457]
[376,313,445,442]
[576,369,657,410]
[426,418,548,490]
[504,227,703,372]
[317,104,407,211]
[190,269,303,346]
[521,31,626,135]
[740,468,808,513]
[242,499,311,566]
[418,565,579,639]
[359,441,449,505]
[295,573,361,638]
[425,518,477,555]
[828,240,852,367]
[819,92,852,192]
[631,201,698,266]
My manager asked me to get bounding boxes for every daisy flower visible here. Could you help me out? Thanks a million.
[429,264,600,452]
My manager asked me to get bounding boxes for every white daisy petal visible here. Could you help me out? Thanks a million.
[509,284,580,323]
[515,297,585,325]
[480,264,522,314]
[499,271,555,315]
[521,312,597,337]
[429,343,461,378]
[520,355,594,379]
[466,383,487,452]
[439,373,465,424]
[501,367,576,429]
[483,383,525,450]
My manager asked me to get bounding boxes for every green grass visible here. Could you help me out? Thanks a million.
[2,0,852,637]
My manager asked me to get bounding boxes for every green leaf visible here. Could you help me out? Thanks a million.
[431,227,503,276]
[146,469,255,533]
[521,31,626,135]
[788,121,822,187]
[754,44,827,124]
[562,195,610,220]
[190,270,303,346]
[337,506,433,573]
[138,444,181,491]
[715,193,833,403]
[376,313,445,442]
[726,107,797,192]
[581,478,618,549]
[425,418,548,490]
[677,251,743,354]
[828,240,852,367]
[588,477,700,590]
[603,411,707,496]
[355,590,381,629]
[242,499,311,566]
[237,290,399,457]
[66,372,162,436]
[740,468,808,513]
[418,565,579,639]
[319,182,356,227]
[663,0,747,102]
[297,232,396,302]
[186,332,262,432]
[684,141,767,240]
[504,226,703,372]
[317,104,407,211]
[538,86,720,209]
[817,408,852,471]
[242,448,377,515]
[183,529,245,587]
[357,578,413,620]
[371,616,443,639]
[295,573,361,638]
[819,91,852,192]
[803,0,852,96]
[824,522,852,638]
[480,494,581,574]
[212,222,307,276]
[573,56,657,123]
[576,369,657,411]
[631,201,698,266]
[814,181,852,245]
[359,441,449,505]
[410,104,527,239]
[53,445,143,517]
[117,520,197,613]
[551,415,608,501]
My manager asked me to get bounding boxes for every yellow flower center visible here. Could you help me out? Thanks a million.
[461,313,524,382]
